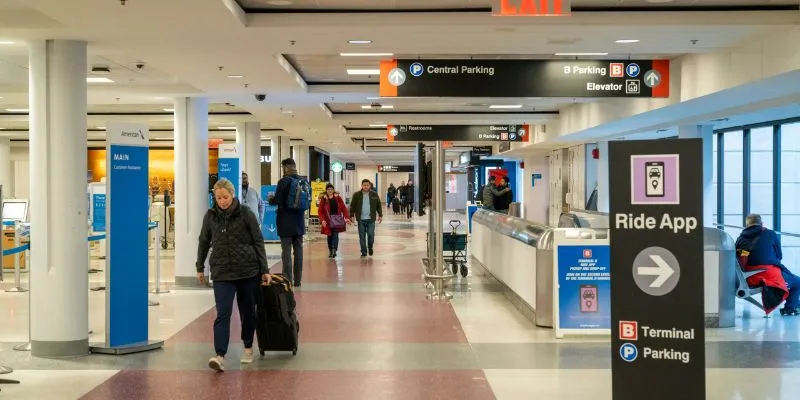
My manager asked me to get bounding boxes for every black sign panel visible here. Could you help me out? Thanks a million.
[380,59,669,98]
[377,165,414,173]
[345,162,356,171]
[388,124,529,142]
[609,139,704,400]
[472,146,493,157]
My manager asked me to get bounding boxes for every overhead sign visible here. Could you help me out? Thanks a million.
[105,123,150,348]
[345,162,356,171]
[609,140,704,400]
[472,146,493,157]
[492,0,571,16]
[377,165,414,173]
[387,124,529,142]
[380,59,669,98]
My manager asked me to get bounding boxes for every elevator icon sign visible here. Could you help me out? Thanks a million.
[630,154,680,205]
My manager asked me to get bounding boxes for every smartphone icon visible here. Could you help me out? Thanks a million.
[580,285,598,313]
[645,161,665,197]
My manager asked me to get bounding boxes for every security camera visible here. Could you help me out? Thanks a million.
[135,62,145,70]
[255,94,266,102]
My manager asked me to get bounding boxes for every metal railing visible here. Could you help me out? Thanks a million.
[712,223,800,239]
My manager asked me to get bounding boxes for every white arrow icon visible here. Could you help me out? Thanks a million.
[636,255,674,287]
[268,224,276,233]
[644,70,660,87]
[388,68,406,86]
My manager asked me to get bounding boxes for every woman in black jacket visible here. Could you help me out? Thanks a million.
[197,178,270,372]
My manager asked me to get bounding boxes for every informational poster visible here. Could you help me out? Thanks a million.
[609,140,704,400]
[92,194,106,232]
[217,143,241,197]
[556,245,611,330]
[310,181,328,217]
[106,122,150,348]
[261,185,279,242]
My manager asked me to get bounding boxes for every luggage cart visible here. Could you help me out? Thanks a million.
[443,220,468,277]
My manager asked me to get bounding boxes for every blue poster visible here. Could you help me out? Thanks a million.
[261,185,279,241]
[467,204,479,233]
[92,194,106,232]
[108,144,149,347]
[557,245,611,330]
[218,157,240,197]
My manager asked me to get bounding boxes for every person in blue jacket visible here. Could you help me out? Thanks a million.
[736,213,800,315]
[241,172,264,224]
[268,158,306,287]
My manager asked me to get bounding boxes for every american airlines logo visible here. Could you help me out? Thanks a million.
[121,129,145,140]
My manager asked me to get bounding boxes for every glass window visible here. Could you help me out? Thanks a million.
[723,130,744,239]
[712,134,718,225]
[750,127,773,227]
[781,121,800,271]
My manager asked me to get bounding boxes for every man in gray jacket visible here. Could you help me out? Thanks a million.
[241,172,264,223]
[482,175,511,210]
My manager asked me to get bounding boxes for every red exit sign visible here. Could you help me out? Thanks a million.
[492,0,571,16]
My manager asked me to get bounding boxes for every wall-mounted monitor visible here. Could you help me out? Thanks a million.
[2,199,29,222]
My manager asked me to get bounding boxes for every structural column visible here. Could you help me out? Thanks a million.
[678,125,714,225]
[596,141,610,213]
[29,40,89,358]
[271,136,291,183]
[174,97,209,286]
[0,138,11,198]
[293,145,309,177]
[236,121,261,190]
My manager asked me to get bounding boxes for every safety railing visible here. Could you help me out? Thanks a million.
[712,223,800,239]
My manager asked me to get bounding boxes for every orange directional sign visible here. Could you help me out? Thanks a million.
[492,0,571,16]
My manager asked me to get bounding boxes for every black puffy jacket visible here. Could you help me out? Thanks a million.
[196,199,268,281]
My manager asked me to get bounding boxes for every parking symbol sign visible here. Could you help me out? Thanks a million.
[620,343,638,362]
[626,80,640,94]
[619,321,638,340]
[610,63,624,78]
[410,62,424,77]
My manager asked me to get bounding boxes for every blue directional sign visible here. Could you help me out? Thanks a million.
[620,343,639,362]
[626,63,640,78]
[410,62,424,77]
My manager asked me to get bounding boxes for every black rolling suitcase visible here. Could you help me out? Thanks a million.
[255,274,299,356]
[392,198,401,214]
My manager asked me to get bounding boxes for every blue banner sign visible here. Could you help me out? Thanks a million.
[261,185,279,241]
[217,144,241,197]
[106,123,150,348]
[557,245,611,330]
[92,194,106,232]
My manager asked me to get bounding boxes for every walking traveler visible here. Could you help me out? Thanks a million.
[387,183,397,208]
[268,158,309,287]
[398,181,408,214]
[405,181,415,219]
[241,171,264,223]
[350,179,383,257]
[196,178,270,372]
[318,183,350,258]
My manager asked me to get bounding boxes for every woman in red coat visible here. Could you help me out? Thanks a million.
[318,184,349,258]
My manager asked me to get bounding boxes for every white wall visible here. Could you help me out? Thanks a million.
[10,146,29,199]
[355,165,378,189]
[378,172,411,198]
[523,153,549,224]
[445,173,468,211]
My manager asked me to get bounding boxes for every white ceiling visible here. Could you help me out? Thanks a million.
[0,0,797,163]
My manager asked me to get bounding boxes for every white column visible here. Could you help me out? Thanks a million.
[271,136,283,184]
[678,125,715,226]
[596,141,610,213]
[281,136,291,164]
[236,121,261,190]
[29,40,89,358]
[294,145,309,177]
[0,137,10,198]
[174,97,209,286]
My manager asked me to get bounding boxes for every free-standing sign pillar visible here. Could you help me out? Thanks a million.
[609,139,704,399]
[92,123,163,355]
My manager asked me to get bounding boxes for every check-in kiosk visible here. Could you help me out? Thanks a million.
[2,199,29,269]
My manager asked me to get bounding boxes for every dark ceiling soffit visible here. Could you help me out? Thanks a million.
[243,5,798,13]
[335,111,559,116]
[4,128,284,132]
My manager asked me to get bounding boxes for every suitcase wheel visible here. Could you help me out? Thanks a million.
[460,264,468,278]
[293,348,297,356]
[259,349,265,358]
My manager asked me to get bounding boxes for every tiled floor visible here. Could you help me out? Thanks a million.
[2,213,800,399]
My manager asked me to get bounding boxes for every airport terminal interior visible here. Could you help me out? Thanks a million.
[1,0,800,399]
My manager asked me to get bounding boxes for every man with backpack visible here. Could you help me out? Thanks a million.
[269,158,309,287]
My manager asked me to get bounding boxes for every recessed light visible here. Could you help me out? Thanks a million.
[5,108,28,112]
[615,39,640,44]
[369,123,387,128]
[554,52,609,56]
[86,77,114,83]
[348,40,373,45]
[490,104,523,109]
[154,96,166,100]
[361,105,372,109]
[163,108,175,112]
[227,75,244,79]
[347,68,380,75]
[218,126,237,130]
[97,126,106,130]
[266,0,293,5]
[0,41,13,45]
[646,0,674,3]
[340,52,394,57]
[382,105,394,109]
